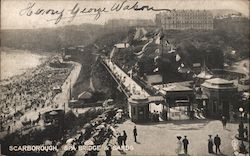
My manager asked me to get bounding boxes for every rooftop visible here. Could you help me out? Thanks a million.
[205,78,233,85]
[154,82,193,95]
[201,78,237,90]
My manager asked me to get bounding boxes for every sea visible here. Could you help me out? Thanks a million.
[1,49,48,80]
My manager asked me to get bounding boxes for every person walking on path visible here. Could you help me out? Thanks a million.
[208,135,214,153]
[105,143,112,156]
[221,116,227,129]
[117,133,123,148]
[214,134,221,154]
[133,126,137,142]
[182,136,189,154]
[175,136,182,155]
[122,130,127,146]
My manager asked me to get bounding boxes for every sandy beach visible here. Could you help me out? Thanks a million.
[0,48,51,81]
[0,50,77,137]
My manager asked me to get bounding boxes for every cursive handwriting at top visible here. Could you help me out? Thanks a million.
[19,0,171,24]
[19,2,64,24]
[68,3,108,22]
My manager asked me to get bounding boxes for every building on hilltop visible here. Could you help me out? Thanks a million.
[155,10,213,30]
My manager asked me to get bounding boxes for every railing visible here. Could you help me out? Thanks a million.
[100,59,130,98]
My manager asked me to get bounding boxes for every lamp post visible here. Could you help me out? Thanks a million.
[238,107,247,154]
[239,107,243,120]
[238,107,244,140]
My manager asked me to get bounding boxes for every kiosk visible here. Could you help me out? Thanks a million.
[128,95,149,123]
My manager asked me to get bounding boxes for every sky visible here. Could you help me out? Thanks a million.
[1,0,249,29]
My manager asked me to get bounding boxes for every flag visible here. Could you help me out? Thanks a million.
[153,68,159,72]
[154,56,159,62]
[175,54,181,62]
[110,47,116,58]
[155,34,161,44]
[168,46,176,53]
[128,69,132,78]
[165,40,170,46]
[117,85,122,92]
[94,44,99,49]
[134,28,141,40]
[155,49,160,54]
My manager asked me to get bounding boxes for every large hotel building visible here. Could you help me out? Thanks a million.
[155,10,213,30]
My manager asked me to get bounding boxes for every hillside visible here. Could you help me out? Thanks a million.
[112,18,249,83]
[1,24,105,52]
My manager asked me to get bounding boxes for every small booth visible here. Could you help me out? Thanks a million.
[201,78,238,118]
[128,95,149,123]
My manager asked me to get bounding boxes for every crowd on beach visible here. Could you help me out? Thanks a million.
[0,56,73,130]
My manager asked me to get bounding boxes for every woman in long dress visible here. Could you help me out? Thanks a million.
[208,135,214,153]
[176,136,182,155]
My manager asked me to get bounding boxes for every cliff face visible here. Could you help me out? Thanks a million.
[71,27,131,101]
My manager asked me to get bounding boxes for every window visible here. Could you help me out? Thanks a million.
[133,107,136,115]
[213,100,217,113]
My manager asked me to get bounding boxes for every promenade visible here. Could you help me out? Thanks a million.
[99,120,242,156]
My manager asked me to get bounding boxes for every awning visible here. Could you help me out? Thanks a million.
[196,94,208,100]
[197,71,213,79]
[148,96,165,103]
[78,91,92,100]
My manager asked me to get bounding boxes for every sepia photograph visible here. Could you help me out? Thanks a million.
[0,0,249,155]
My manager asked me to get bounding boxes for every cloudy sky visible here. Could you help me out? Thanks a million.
[1,0,249,29]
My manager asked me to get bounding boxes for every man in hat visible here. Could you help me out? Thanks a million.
[117,133,122,148]
[214,134,221,154]
[182,135,189,154]
[105,143,112,156]
[221,116,227,129]
[133,126,137,142]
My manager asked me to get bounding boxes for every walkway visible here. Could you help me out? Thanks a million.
[102,58,188,119]
[99,120,239,156]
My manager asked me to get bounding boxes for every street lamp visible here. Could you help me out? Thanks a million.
[239,107,243,120]
[238,107,245,140]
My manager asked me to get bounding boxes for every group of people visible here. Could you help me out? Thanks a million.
[208,134,222,154]
[117,130,127,148]
[176,135,189,155]
[105,126,137,156]
[176,134,223,155]
[116,126,138,147]
[0,56,72,131]
[151,111,160,122]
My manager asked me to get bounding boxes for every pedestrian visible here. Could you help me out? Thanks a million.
[117,133,122,148]
[133,126,137,142]
[122,130,127,146]
[214,134,221,154]
[182,136,189,154]
[244,126,248,139]
[175,136,182,155]
[7,125,10,134]
[105,143,112,156]
[221,116,227,129]
[153,110,156,122]
[208,135,214,153]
